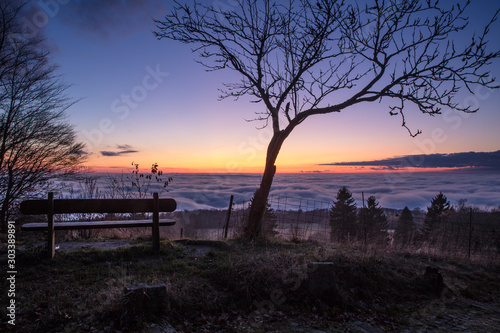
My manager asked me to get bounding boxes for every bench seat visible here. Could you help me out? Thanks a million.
[22,219,176,231]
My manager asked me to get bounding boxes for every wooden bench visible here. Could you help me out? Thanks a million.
[20,192,176,258]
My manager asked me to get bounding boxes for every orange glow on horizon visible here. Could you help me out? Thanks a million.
[85,162,469,174]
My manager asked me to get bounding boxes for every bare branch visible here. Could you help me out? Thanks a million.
[156,0,499,137]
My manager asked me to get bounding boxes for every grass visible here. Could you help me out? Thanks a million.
[2,236,500,332]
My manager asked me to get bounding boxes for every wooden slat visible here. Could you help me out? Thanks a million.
[21,219,176,231]
[20,198,176,215]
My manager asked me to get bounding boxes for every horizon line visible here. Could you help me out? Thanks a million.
[81,166,494,175]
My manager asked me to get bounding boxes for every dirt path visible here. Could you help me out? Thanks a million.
[55,240,132,252]
[397,297,500,332]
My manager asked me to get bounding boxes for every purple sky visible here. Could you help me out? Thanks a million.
[22,0,500,173]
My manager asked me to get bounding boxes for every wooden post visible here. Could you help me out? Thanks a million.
[468,208,473,259]
[224,195,234,239]
[362,192,367,252]
[47,192,55,259]
[152,193,160,253]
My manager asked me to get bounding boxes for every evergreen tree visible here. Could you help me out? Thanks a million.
[421,192,451,244]
[393,207,416,248]
[360,196,389,246]
[262,202,278,238]
[329,187,357,243]
[244,197,278,238]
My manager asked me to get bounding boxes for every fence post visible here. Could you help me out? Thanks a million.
[362,192,367,252]
[468,208,473,259]
[224,195,234,239]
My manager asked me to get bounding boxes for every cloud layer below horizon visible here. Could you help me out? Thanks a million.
[65,171,500,211]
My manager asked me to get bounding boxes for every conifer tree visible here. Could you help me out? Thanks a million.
[262,201,278,238]
[421,192,451,244]
[245,197,278,238]
[394,206,416,248]
[329,187,357,243]
[360,195,389,245]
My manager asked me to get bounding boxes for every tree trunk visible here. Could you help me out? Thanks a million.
[1,167,15,233]
[245,131,288,239]
[0,205,7,233]
[246,163,276,238]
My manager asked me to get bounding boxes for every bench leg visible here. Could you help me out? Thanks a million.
[47,192,55,259]
[152,193,160,253]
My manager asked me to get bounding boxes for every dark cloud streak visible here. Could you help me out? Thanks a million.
[321,150,500,171]
[100,144,138,157]
[100,150,138,157]
[116,144,134,150]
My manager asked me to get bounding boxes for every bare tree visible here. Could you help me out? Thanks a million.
[0,0,86,230]
[155,0,500,238]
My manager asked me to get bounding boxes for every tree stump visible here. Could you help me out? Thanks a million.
[124,283,167,316]
[307,262,338,304]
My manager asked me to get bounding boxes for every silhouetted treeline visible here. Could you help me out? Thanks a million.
[325,189,500,257]
[166,191,500,259]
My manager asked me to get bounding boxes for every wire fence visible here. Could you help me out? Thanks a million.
[37,190,499,261]
[17,175,498,261]
[183,195,500,261]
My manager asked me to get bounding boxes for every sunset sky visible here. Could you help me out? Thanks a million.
[26,0,500,174]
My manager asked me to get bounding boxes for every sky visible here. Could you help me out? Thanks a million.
[23,0,500,174]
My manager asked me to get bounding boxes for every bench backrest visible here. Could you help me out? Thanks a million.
[20,192,177,258]
[20,198,177,215]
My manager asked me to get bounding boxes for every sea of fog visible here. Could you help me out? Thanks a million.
[60,171,500,211]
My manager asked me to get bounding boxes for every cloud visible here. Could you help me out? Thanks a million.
[100,144,138,157]
[321,150,500,171]
[100,150,138,157]
[62,171,500,211]
[55,0,168,40]
[13,2,61,53]
[143,172,500,211]
[116,144,134,150]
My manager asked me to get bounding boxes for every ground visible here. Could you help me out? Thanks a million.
[1,236,499,332]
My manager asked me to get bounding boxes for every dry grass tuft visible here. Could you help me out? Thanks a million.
[3,237,500,332]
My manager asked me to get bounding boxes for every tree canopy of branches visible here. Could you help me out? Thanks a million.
[329,186,357,243]
[0,0,86,230]
[155,0,500,238]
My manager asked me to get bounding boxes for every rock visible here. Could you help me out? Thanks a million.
[146,320,178,333]
[420,266,444,295]
[349,321,385,333]
[307,262,338,304]
[124,283,167,316]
